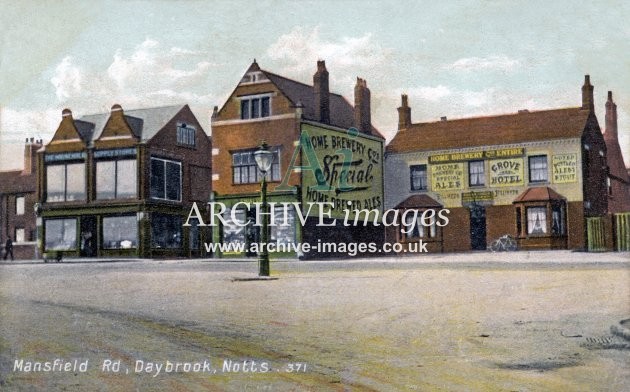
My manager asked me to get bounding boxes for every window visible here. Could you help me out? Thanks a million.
[97,159,137,199]
[410,165,427,191]
[15,228,25,243]
[232,148,281,184]
[222,208,247,246]
[189,219,200,250]
[45,218,77,250]
[46,163,85,202]
[240,96,271,119]
[16,196,25,215]
[176,123,196,147]
[551,204,565,235]
[150,157,181,201]
[607,177,613,196]
[102,216,137,249]
[402,210,437,240]
[526,207,547,235]
[528,155,548,183]
[271,208,296,246]
[468,160,485,187]
[151,213,182,248]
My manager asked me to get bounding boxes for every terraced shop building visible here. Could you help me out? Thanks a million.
[384,76,612,252]
[211,60,384,258]
[37,104,212,258]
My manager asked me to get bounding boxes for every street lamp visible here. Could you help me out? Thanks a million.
[254,141,274,277]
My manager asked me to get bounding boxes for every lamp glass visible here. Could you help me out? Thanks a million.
[254,148,274,173]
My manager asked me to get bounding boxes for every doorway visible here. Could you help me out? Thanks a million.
[469,205,486,250]
[80,216,97,257]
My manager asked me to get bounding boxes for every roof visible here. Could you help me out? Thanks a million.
[0,170,36,194]
[261,70,384,139]
[395,194,443,209]
[77,105,185,142]
[387,107,591,153]
[513,187,566,203]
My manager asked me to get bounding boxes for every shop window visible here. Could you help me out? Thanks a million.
[240,95,271,120]
[401,210,437,240]
[222,208,247,246]
[45,218,77,250]
[150,157,181,201]
[151,213,182,249]
[15,228,25,243]
[102,216,137,249]
[97,159,137,200]
[410,165,427,191]
[46,163,85,202]
[176,123,196,147]
[16,196,25,215]
[232,148,280,184]
[526,207,547,235]
[271,208,296,246]
[528,155,548,183]
[468,160,485,187]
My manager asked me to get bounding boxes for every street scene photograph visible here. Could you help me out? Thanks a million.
[1,1,629,390]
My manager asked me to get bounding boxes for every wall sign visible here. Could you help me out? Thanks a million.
[430,163,464,190]
[489,157,524,187]
[299,123,384,219]
[552,154,578,183]
[429,147,523,164]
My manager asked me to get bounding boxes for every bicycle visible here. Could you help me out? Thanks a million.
[488,234,517,252]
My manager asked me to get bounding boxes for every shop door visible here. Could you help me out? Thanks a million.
[469,205,486,250]
[80,216,97,257]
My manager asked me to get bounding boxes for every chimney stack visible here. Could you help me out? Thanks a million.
[397,94,411,130]
[313,60,330,124]
[604,91,618,142]
[354,77,371,134]
[22,137,42,175]
[581,75,594,111]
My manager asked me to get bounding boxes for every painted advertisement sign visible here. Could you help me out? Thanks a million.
[552,153,578,183]
[489,157,525,187]
[430,163,464,190]
[299,123,383,219]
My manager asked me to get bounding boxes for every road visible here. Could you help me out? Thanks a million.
[1,255,629,391]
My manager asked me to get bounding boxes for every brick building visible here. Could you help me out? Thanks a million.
[38,104,212,259]
[385,75,612,252]
[211,60,384,258]
[0,138,42,259]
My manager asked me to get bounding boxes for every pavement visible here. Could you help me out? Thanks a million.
[1,250,628,265]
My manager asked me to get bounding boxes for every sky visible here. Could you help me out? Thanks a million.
[1,0,628,171]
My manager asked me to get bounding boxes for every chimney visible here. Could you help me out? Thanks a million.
[581,75,594,111]
[397,94,411,130]
[211,105,218,121]
[22,137,42,175]
[440,116,447,122]
[604,91,618,141]
[354,77,371,134]
[313,60,330,124]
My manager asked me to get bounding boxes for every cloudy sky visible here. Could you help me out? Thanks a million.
[1,0,628,170]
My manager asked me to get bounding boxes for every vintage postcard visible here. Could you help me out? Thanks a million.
[1,1,629,390]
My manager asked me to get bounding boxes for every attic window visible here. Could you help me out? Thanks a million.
[176,123,196,147]
[240,95,271,120]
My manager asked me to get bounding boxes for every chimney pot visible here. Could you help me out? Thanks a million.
[441,116,447,122]
[397,94,411,130]
[62,108,72,117]
[581,74,594,111]
[111,104,123,112]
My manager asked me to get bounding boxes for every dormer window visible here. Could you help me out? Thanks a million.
[240,94,271,120]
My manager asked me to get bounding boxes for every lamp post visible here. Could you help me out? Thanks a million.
[254,141,274,277]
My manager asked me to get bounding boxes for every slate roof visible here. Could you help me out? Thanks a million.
[387,108,591,153]
[394,194,443,209]
[261,70,384,139]
[513,187,566,203]
[76,105,184,142]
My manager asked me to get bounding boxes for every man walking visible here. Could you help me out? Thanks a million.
[4,237,14,261]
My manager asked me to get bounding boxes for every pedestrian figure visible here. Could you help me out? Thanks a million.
[4,237,14,261]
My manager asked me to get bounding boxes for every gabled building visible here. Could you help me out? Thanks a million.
[385,75,610,252]
[0,138,42,259]
[211,60,384,258]
[38,104,212,259]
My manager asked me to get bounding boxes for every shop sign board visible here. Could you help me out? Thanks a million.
[489,157,524,187]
